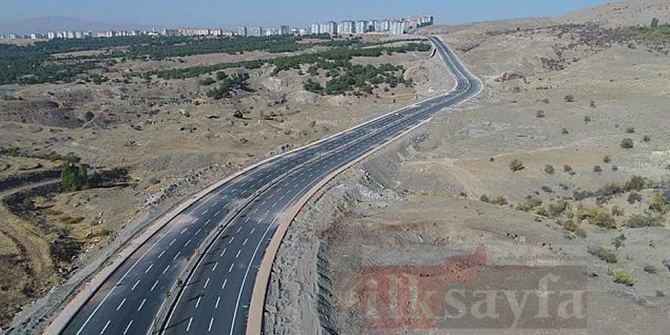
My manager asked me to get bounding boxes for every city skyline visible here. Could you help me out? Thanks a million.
[0,0,646,31]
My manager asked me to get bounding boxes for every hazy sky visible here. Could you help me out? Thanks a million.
[0,0,642,28]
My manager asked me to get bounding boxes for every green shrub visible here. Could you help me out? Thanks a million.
[544,164,555,174]
[490,196,508,206]
[548,201,569,217]
[621,138,634,149]
[199,77,216,86]
[589,246,617,263]
[578,207,616,229]
[509,159,525,172]
[558,219,577,232]
[613,272,635,286]
[626,214,664,228]
[516,197,543,212]
[649,193,668,214]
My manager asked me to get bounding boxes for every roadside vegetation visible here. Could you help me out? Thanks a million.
[0,34,362,85]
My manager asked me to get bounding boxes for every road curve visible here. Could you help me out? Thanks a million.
[57,36,481,335]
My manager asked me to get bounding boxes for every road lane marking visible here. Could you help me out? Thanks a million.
[131,279,140,290]
[157,250,165,259]
[169,238,176,246]
[184,239,192,247]
[228,236,235,244]
[100,320,110,334]
[116,298,126,311]
[151,280,160,291]
[163,265,171,274]
[220,248,227,257]
[229,263,234,272]
[236,226,242,233]
[173,251,181,261]
[204,277,210,289]
[195,228,202,235]
[181,228,188,234]
[215,296,221,309]
[203,209,209,215]
[123,320,133,335]
[236,250,241,258]
[243,238,248,246]
[250,227,256,235]
[186,317,193,332]
[145,264,153,273]
[208,317,214,332]
[137,298,146,311]
[195,296,201,309]
[221,278,228,290]
[212,262,218,272]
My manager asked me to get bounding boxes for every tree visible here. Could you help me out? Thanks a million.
[303,79,323,94]
[61,163,88,191]
[651,18,660,28]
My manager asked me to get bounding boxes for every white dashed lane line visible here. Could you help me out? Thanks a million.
[116,298,126,311]
[100,320,110,335]
[122,320,133,335]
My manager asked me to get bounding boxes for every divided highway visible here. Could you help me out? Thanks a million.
[58,36,481,335]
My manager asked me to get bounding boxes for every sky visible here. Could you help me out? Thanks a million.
[0,0,643,29]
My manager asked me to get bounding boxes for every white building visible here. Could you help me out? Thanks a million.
[339,20,355,35]
[355,20,367,34]
[237,26,247,37]
[47,32,56,39]
[248,26,262,37]
[311,23,320,35]
[389,20,406,35]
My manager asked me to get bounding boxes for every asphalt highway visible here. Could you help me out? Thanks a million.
[58,36,481,335]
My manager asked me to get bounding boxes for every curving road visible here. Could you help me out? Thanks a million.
[58,36,481,335]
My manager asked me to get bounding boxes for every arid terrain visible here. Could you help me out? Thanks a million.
[266,1,670,335]
[0,34,447,331]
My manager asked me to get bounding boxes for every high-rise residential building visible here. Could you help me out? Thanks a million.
[339,20,355,34]
[47,32,56,39]
[380,20,390,31]
[311,23,320,35]
[366,21,375,32]
[325,21,338,35]
[237,26,247,37]
[355,20,368,34]
[162,29,178,36]
[280,25,290,35]
[248,26,263,37]
[389,20,406,35]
